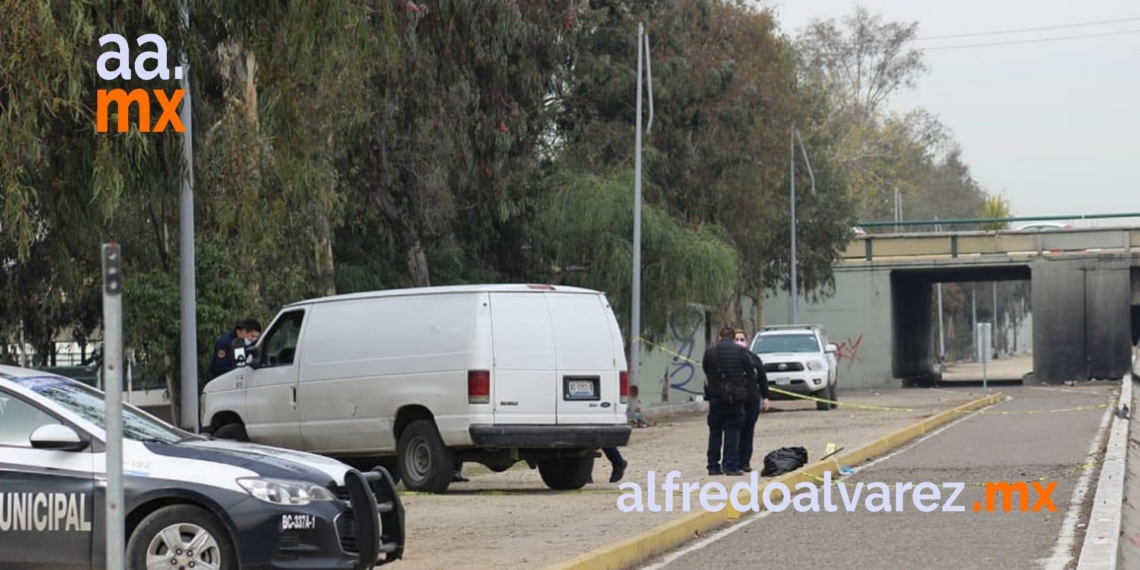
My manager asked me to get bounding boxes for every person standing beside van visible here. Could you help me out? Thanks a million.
[208,319,262,380]
[701,325,756,476]
[734,328,769,473]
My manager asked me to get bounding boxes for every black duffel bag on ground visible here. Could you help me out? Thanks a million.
[760,446,809,477]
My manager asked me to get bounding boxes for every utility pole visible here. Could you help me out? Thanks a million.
[894,188,902,224]
[937,284,945,361]
[630,23,653,388]
[787,127,816,326]
[789,127,797,324]
[177,0,199,432]
[101,244,125,570]
[971,285,978,362]
[935,218,944,362]
[992,281,999,357]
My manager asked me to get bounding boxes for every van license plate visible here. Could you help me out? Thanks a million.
[568,381,595,398]
[775,377,791,386]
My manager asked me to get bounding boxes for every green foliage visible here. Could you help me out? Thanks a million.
[978,195,1013,230]
[0,0,1009,416]
[535,167,740,342]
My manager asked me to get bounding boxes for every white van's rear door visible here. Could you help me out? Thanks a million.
[488,293,558,425]
[546,292,625,425]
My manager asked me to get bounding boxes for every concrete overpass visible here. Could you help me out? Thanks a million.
[762,226,1140,388]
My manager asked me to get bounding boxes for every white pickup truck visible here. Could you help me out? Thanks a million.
[750,324,839,411]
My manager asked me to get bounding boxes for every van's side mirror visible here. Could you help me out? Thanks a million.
[245,344,263,369]
[29,424,89,452]
[826,343,838,354]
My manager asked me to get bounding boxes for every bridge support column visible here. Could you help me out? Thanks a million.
[891,272,935,386]
[1032,258,1132,383]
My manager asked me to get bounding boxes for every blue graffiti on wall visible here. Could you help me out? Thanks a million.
[668,317,704,395]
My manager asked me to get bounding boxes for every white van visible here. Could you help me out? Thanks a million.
[201,284,632,493]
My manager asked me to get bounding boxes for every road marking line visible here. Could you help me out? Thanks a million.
[637,399,990,569]
[1039,393,1116,570]
[636,511,773,570]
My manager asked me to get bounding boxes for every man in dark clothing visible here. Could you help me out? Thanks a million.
[208,319,262,380]
[734,329,770,473]
[701,325,757,476]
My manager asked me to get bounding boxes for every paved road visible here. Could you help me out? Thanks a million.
[636,385,1117,570]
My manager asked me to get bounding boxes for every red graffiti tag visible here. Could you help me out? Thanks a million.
[835,334,864,370]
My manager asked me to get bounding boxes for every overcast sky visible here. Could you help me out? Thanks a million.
[758,0,1140,226]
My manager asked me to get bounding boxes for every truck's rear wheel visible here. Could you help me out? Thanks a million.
[397,420,455,493]
[538,456,595,490]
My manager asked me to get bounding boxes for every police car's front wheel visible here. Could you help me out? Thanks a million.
[127,505,237,570]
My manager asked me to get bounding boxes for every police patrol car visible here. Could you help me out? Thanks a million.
[0,365,405,569]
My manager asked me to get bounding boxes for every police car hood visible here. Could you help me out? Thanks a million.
[145,437,354,486]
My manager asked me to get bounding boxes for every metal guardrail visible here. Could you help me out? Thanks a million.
[856,212,1140,229]
[841,226,1140,262]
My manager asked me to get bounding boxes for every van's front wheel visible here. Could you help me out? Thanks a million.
[212,422,249,442]
[538,456,595,490]
[397,420,455,493]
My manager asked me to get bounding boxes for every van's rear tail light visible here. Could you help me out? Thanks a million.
[619,371,629,404]
[468,370,490,404]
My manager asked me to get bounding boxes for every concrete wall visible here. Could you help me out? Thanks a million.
[632,305,715,406]
[1031,257,1133,382]
[1085,259,1133,378]
[646,254,1137,396]
[763,267,896,389]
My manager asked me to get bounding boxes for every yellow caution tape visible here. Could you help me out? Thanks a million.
[637,337,1115,416]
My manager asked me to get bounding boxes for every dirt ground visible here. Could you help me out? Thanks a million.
[394,388,987,570]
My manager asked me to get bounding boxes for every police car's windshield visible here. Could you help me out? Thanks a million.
[13,375,188,444]
[752,334,819,354]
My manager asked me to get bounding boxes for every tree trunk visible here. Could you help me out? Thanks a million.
[405,237,430,288]
[165,353,180,430]
[314,205,337,296]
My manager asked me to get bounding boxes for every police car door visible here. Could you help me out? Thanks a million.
[0,388,95,570]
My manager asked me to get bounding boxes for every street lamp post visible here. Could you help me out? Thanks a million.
[789,129,797,324]
[177,0,199,431]
[788,126,815,325]
[630,23,653,388]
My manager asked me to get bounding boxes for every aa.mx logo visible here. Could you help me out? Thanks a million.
[96,33,185,133]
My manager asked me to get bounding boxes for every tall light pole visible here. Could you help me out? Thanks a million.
[178,0,199,431]
[788,126,815,325]
[992,281,999,356]
[935,218,945,361]
[789,128,797,324]
[971,285,978,362]
[630,23,653,388]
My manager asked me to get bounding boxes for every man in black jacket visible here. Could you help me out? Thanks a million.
[701,326,757,476]
[734,329,770,473]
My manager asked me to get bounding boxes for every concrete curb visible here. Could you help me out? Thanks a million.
[1075,372,1133,570]
[543,392,1004,570]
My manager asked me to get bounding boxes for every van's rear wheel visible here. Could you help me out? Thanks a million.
[538,456,595,490]
[397,420,455,493]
